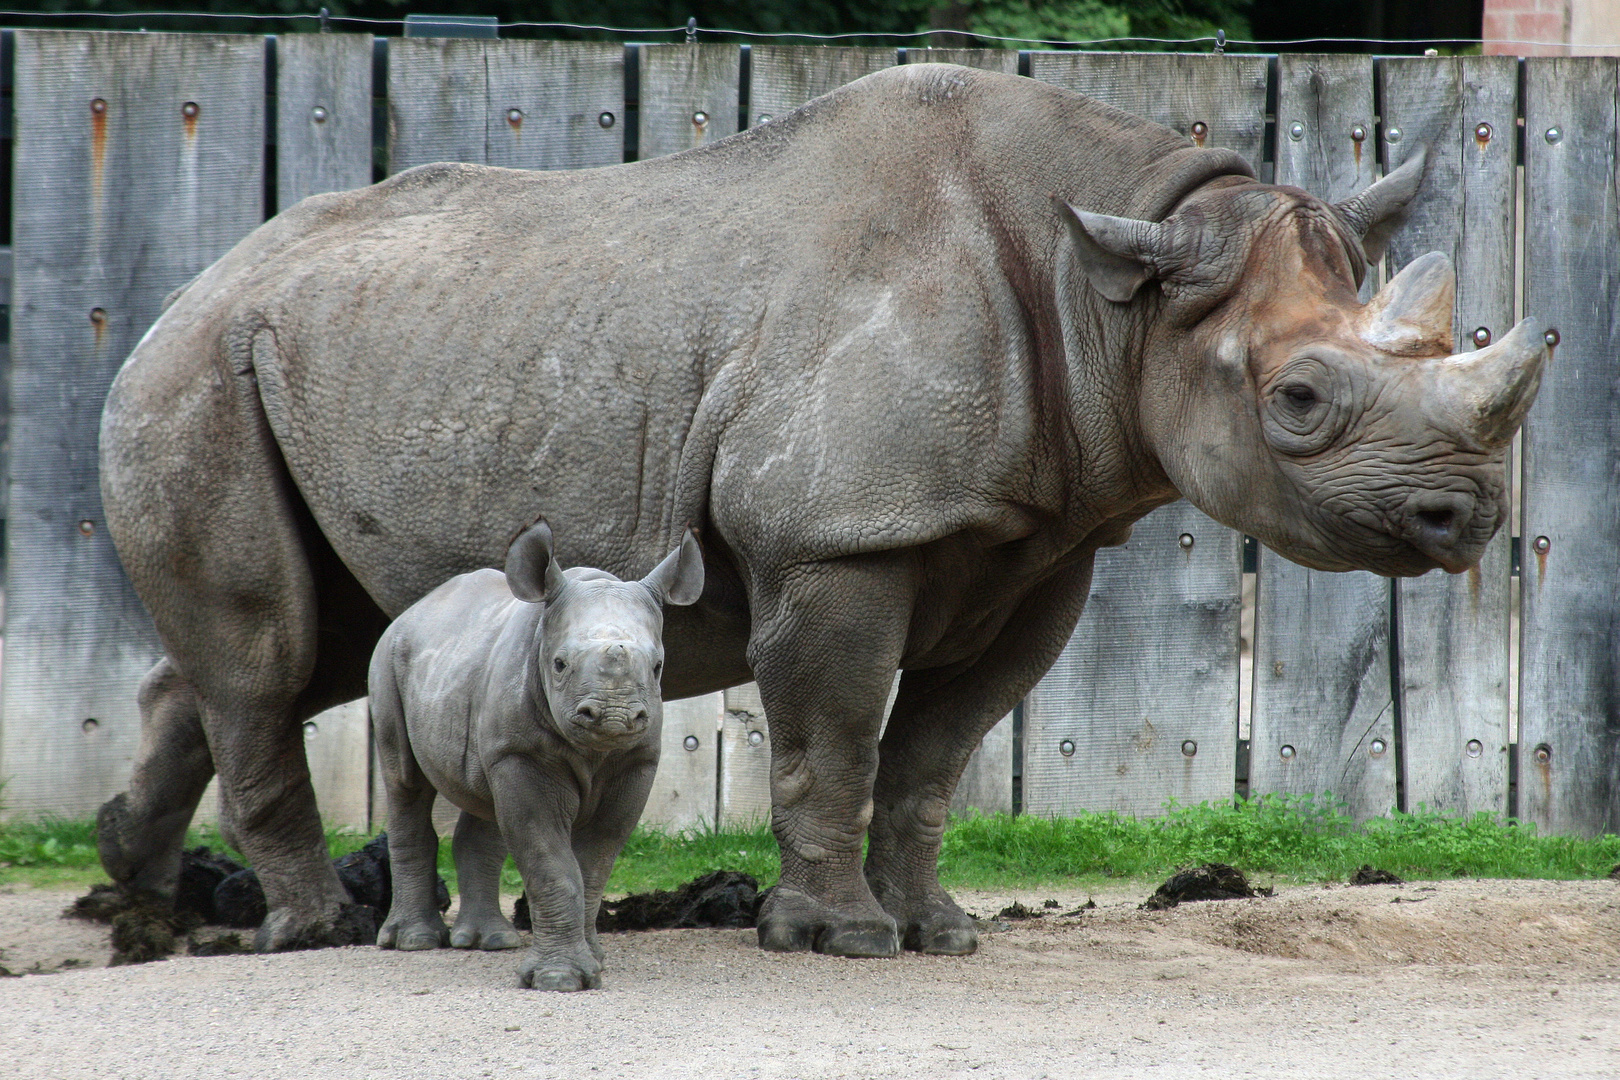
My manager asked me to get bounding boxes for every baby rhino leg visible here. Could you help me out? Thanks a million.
[449,813,521,950]
[375,782,448,950]
[373,671,449,951]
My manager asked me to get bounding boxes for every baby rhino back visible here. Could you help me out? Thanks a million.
[369,519,705,990]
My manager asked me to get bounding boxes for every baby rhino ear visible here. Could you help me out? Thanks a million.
[642,529,705,607]
[505,518,566,604]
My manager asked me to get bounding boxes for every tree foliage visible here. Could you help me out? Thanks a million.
[17,0,1252,48]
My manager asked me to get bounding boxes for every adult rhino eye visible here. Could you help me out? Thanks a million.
[1261,359,1347,456]
[653,661,663,677]
[553,657,566,673]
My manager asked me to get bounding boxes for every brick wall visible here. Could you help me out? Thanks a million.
[1484,0,1620,55]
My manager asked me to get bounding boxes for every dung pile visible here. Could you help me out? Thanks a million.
[70,832,449,962]
[175,847,246,923]
[67,887,203,966]
[212,833,449,929]
[1350,865,1406,886]
[513,871,765,933]
[1140,863,1273,911]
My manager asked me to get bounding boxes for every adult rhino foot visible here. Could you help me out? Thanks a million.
[897,904,978,955]
[869,880,978,955]
[257,902,378,952]
[96,793,183,896]
[756,885,899,957]
[378,913,450,951]
[516,946,602,992]
[449,913,521,951]
[95,793,143,883]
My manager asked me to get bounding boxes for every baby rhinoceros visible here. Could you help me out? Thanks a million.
[369,519,703,990]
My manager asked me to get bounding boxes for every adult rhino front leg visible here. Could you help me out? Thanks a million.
[749,555,913,958]
[867,558,1096,954]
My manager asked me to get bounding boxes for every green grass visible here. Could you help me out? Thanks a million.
[3,796,1617,896]
[938,796,1620,888]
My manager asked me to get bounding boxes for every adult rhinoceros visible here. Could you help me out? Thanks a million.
[97,63,1545,958]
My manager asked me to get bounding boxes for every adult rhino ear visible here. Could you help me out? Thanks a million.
[642,529,704,607]
[505,518,566,604]
[1061,202,1200,304]
[1335,145,1427,265]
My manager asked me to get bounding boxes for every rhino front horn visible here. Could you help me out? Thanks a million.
[1430,316,1550,450]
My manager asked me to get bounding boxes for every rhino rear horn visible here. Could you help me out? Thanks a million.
[1360,251,1456,356]
[642,528,704,607]
[505,518,567,604]
[1062,204,1195,304]
[1335,145,1427,264]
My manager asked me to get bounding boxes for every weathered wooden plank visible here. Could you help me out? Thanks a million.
[1519,57,1620,837]
[485,41,623,171]
[276,33,373,210]
[638,44,739,161]
[718,683,771,827]
[951,714,1014,816]
[644,693,723,830]
[747,46,897,128]
[1020,54,1256,818]
[1250,55,1397,819]
[1029,52,1268,167]
[388,39,623,173]
[0,247,12,535]
[387,38,486,170]
[1023,514,1241,817]
[1380,56,1517,817]
[1,30,264,820]
[302,700,372,830]
[904,48,1017,74]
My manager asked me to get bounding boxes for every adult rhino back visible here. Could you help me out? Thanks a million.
[96,62,1544,957]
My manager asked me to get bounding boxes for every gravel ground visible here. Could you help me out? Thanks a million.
[2,877,1618,1079]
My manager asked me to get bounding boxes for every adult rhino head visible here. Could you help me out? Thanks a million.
[1065,148,1547,575]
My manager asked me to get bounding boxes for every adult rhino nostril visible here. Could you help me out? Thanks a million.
[633,709,649,725]
[577,704,599,722]
[1416,509,1455,535]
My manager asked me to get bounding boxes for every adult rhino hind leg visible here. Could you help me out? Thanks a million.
[99,322,358,953]
[96,659,215,899]
[866,560,1095,954]
[749,557,912,958]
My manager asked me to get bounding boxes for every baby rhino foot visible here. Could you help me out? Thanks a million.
[378,915,449,951]
[450,912,522,951]
[516,945,603,992]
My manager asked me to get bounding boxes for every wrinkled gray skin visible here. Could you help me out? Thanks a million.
[97,65,1547,958]
[372,520,703,991]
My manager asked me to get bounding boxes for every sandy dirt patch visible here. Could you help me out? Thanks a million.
[2,877,1617,1079]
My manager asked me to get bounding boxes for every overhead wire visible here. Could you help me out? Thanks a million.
[0,10,1612,51]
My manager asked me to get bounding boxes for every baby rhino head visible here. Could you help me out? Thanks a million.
[504,519,705,753]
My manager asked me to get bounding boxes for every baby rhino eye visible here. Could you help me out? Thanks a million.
[553,657,566,673]
[653,661,663,678]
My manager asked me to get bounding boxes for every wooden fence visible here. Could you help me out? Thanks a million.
[0,30,1615,838]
